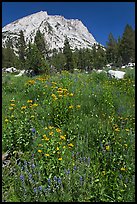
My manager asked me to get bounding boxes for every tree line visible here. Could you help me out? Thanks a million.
[2,24,135,75]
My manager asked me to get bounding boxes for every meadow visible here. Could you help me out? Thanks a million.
[2,68,135,202]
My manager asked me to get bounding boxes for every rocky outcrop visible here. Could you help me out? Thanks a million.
[2,11,98,52]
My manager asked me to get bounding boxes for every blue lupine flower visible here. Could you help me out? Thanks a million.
[28,174,33,182]
[34,187,37,193]
[31,128,36,133]
[57,177,62,184]
[20,175,24,182]
[119,174,122,179]
[80,176,83,185]
[64,169,70,175]
[73,166,77,171]
[54,176,57,182]
[87,157,90,165]
[47,178,51,184]
[38,186,42,191]
[24,160,27,166]
[125,178,128,183]
[83,157,86,162]
[31,163,35,168]
[47,185,51,191]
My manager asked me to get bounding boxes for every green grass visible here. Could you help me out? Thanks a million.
[2,69,135,202]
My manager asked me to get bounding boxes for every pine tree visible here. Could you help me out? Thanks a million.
[17,30,26,69]
[34,30,49,58]
[25,42,49,75]
[92,44,106,69]
[63,37,74,72]
[106,33,117,65]
[2,38,17,68]
[119,24,135,64]
[50,51,66,73]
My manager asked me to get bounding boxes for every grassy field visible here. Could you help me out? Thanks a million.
[2,68,135,202]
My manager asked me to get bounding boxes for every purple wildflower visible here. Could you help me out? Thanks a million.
[57,177,62,184]
[20,174,24,182]
[47,178,51,184]
[73,166,77,171]
[31,128,36,133]
[31,163,35,168]
[54,176,57,182]
[34,187,37,193]
[38,186,42,191]
[80,176,83,185]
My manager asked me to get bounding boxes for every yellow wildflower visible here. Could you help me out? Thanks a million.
[49,131,54,136]
[124,144,128,148]
[120,167,126,171]
[32,103,38,107]
[115,128,120,132]
[27,100,33,103]
[57,90,63,94]
[76,105,81,109]
[51,93,57,98]
[125,128,130,132]
[69,93,74,97]
[28,80,35,85]
[44,127,48,130]
[102,171,106,176]
[56,128,61,133]
[58,158,62,161]
[68,143,74,147]
[38,150,42,153]
[62,88,68,93]
[48,126,54,129]
[63,146,66,149]
[21,106,27,110]
[38,144,43,147]
[10,104,16,106]
[43,135,50,141]
[60,135,66,140]
[10,99,15,102]
[105,145,110,151]
[52,82,57,85]
[68,105,73,109]
[45,154,50,157]
[58,87,62,91]
[5,119,8,122]
[9,107,14,110]
[56,147,59,151]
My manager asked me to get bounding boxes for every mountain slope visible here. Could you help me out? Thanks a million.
[2,11,98,51]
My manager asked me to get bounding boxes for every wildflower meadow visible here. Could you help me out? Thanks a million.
[2,68,135,202]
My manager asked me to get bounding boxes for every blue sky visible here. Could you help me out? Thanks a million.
[2,2,135,46]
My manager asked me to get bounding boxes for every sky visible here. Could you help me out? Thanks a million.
[2,2,135,46]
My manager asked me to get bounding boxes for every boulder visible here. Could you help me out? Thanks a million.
[4,67,18,73]
[15,70,26,77]
[108,70,125,79]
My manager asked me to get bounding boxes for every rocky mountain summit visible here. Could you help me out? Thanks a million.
[2,11,98,51]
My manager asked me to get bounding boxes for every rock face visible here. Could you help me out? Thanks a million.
[2,11,98,51]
